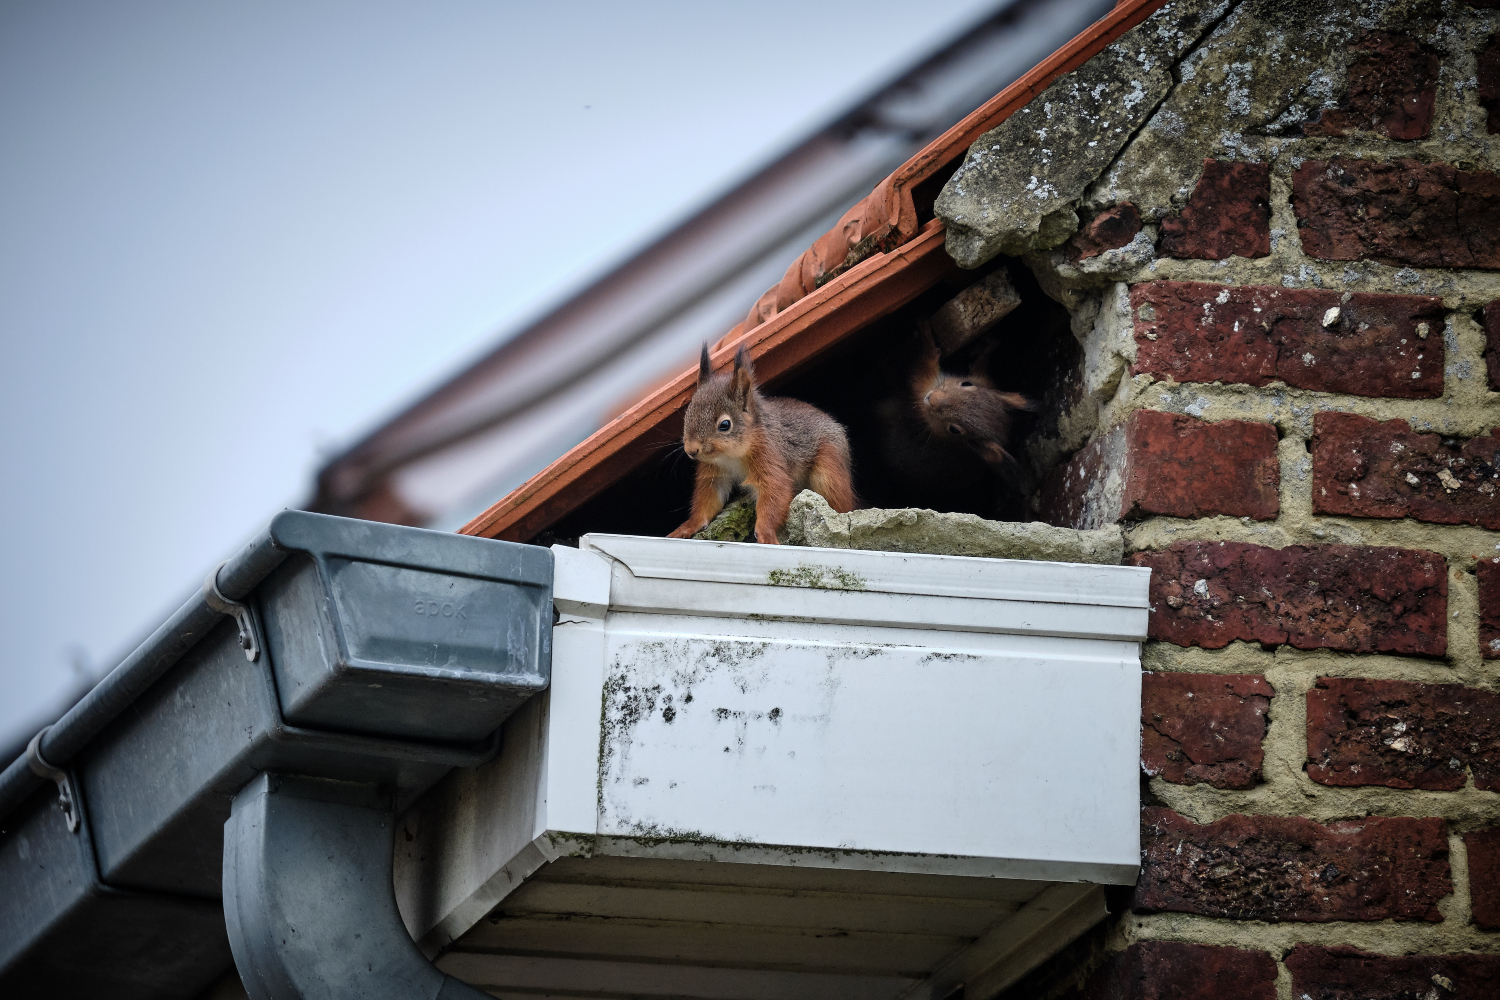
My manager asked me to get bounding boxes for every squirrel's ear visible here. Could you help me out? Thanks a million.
[731,345,755,408]
[975,440,1009,465]
[698,344,711,385]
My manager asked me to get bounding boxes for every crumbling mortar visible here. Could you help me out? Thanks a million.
[986,2,1500,985]
[1116,912,1500,963]
[1139,638,1498,848]
[1127,256,1500,306]
[1125,513,1500,575]
[1108,348,1500,442]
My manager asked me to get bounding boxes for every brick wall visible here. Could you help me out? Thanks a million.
[939,1,1500,995]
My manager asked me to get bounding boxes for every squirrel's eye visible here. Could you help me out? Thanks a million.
[959,381,973,388]
[947,424,964,436]
[717,418,732,433]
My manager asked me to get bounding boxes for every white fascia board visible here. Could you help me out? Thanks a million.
[551,544,611,619]
[401,534,1149,951]
[582,533,1150,609]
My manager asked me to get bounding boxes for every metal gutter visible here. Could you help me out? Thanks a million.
[456,0,1172,543]
[0,511,553,999]
[0,530,286,824]
[225,774,490,1000]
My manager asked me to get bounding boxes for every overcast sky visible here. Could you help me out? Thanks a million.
[0,0,1016,746]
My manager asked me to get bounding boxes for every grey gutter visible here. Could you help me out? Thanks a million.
[0,529,286,825]
[0,511,553,999]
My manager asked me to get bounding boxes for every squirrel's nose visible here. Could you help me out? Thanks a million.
[684,442,699,457]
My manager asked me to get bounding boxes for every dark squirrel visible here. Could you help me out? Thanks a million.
[669,344,857,544]
[909,322,1032,468]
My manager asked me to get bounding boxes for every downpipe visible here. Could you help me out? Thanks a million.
[224,774,491,1000]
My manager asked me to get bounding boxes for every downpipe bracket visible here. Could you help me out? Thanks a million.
[204,561,262,662]
[26,727,79,834]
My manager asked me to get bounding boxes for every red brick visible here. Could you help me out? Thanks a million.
[1287,946,1500,999]
[1293,158,1500,270]
[1141,673,1272,789]
[1312,412,1500,529]
[1039,411,1279,529]
[1057,942,1277,1000]
[1465,826,1500,930]
[1159,160,1271,260]
[1484,300,1500,390]
[1480,32,1500,135]
[1307,678,1500,792]
[1066,202,1142,262]
[1128,541,1448,656]
[1122,411,1279,520]
[1131,281,1444,398]
[1137,808,1451,922]
[1479,557,1500,659]
[1304,32,1439,141]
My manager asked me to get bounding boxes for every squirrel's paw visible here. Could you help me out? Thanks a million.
[667,522,701,539]
[754,530,781,545]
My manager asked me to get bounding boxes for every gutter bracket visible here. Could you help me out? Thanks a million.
[224,773,492,1000]
[25,727,79,834]
[204,562,262,661]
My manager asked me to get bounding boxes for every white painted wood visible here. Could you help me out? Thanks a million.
[530,854,1050,902]
[396,534,1149,999]
[584,534,1150,641]
[902,883,1107,1000]
[550,545,611,619]
[457,915,967,972]
[436,952,919,1000]
[497,880,1019,936]
[583,534,1150,608]
[593,616,1139,881]
[535,617,606,846]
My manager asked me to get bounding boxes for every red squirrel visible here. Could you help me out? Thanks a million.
[910,323,1031,467]
[669,344,856,544]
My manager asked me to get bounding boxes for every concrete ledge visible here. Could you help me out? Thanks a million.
[782,490,1124,565]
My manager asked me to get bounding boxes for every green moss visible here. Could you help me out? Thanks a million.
[693,496,756,542]
[766,564,867,591]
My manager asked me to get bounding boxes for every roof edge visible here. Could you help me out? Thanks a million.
[459,0,1171,542]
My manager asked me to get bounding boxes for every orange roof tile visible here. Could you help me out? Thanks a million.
[460,0,1170,542]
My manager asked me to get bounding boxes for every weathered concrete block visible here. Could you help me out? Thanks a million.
[782,489,1123,565]
[1040,410,1279,529]
[1131,281,1445,398]
[1128,541,1448,656]
[927,270,1020,355]
[1286,946,1500,998]
[935,0,1224,267]
[1311,412,1500,529]
[1293,158,1500,270]
[1090,0,1396,220]
[1057,942,1277,1000]
[1464,827,1500,931]
[1141,672,1272,790]
[1136,808,1451,923]
[1303,30,1439,140]
[1306,678,1500,792]
[1158,160,1270,260]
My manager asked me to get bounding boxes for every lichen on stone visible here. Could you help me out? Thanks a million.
[692,495,756,542]
[935,0,1230,269]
